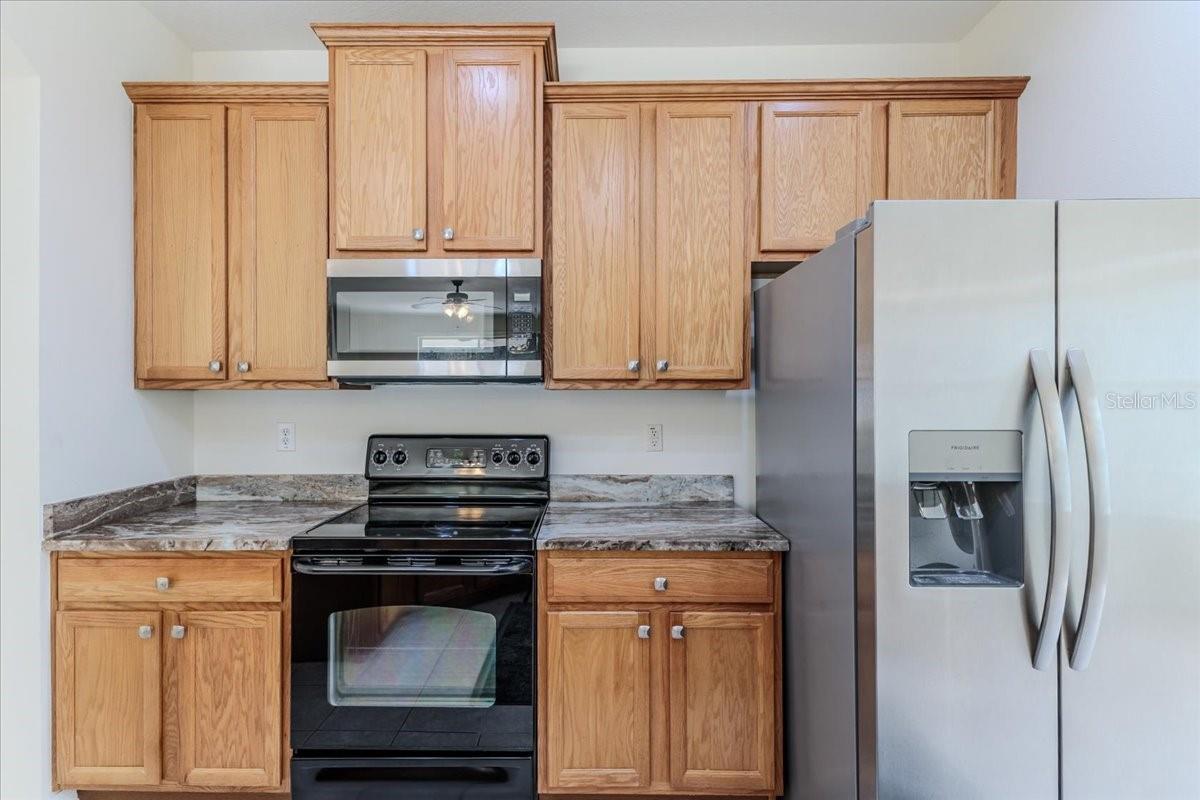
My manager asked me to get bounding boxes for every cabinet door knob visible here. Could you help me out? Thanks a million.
[671,625,686,640]
[155,576,170,592]
[413,227,425,241]
[236,361,250,373]
[637,624,651,639]
[628,359,640,372]
[653,576,669,592]
[656,359,670,372]
[137,625,153,640]
[208,360,222,373]
[442,227,455,241]
[170,625,186,639]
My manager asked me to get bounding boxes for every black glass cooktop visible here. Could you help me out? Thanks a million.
[296,502,545,553]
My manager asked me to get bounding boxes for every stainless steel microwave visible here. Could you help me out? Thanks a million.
[326,259,542,383]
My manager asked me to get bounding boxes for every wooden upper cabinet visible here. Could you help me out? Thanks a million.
[759,100,876,252]
[543,611,652,791]
[134,104,226,381]
[669,611,776,794]
[177,610,282,788]
[441,47,536,251]
[332,47,427,252]
[654,102,747,381]
[550,103,642,380]
[55,610,162,787]
[887,99,1000,200]
[229,104,329,381]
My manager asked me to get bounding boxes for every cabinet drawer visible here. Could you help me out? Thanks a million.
[545,556,774,604]
[57,556,282,603]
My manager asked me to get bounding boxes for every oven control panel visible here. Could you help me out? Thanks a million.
[366,435,548,479]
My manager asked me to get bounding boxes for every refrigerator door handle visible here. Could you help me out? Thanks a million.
[1030,348,1073,671]
[1065,347,1112,670]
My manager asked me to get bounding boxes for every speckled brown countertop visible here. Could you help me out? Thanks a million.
[536,502,788,552]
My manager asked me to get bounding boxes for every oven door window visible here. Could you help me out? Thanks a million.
[329,606,496,708]
[329,277,508,361]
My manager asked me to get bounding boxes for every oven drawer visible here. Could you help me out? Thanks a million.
[57,556,283,603]
[292,757,533,800]
[544,555,775,604]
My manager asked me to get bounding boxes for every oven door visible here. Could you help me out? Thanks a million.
[291,554,534,756]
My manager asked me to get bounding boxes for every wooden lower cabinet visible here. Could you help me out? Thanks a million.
[52,554,288,793]
[538,552,782,797]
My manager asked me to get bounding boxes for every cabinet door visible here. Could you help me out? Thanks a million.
[887,99,997,199]
[229,104,328,381]
[55,611,162,787]
[550,103,642,380]
[332,47,427,252]
[669,611,775,793]
[134,104,226,381]
[760,100,874,252]
[654,102,747,381]
[441,47,535,252]
[543,611,652,791]
[177,611,282,788]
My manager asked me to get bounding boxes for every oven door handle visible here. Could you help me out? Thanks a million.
[292,557,533,576]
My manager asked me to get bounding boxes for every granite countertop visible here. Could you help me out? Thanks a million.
[536,501,788,552]
[42,501,357,552]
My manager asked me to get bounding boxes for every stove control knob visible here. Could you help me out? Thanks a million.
[525,451,541,466]
[491,451,505,465]
[506,450,522,466]
[372,450,388,465]
[392,450,407,466]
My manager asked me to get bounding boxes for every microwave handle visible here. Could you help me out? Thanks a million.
[293,557,533,577]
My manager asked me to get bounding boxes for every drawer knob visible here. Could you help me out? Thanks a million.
[656,359,670,372]
[170,625,186,640]
[443,227,455,241]
[628,359,640,372]
[155,576,170,592]
[137,625,153,640]
[671,625,686,640]
[637,624,651,639]
[653,576,669,592]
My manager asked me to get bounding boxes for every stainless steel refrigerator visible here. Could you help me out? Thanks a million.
[754,199,1200,800]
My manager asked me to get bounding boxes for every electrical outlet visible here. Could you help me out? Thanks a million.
[277,423,296,452]
[646,424,663,452]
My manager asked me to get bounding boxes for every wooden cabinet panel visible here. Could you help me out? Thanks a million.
[332,47,427,252]
[230,104,328,381]
[442,47,536,251]
[177,610,282,788]
[654,103,746,381]
[545,555,774,604]
[57,556,282,604]
[544,611,652,790]
[550,103,642,380]
[760,100,874,252]
[55,610,162,787]
[887,99,997,200]
[669,611,775,793]
[134,104,226,381]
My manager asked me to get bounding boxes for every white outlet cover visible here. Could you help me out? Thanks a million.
[647,424,663,452]
[277,422,296,452]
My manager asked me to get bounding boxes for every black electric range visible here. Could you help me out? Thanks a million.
[291,435,547,800]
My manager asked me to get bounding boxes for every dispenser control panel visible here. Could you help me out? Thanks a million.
[908,430,1022,482]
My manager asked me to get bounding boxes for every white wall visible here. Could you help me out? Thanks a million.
[3,0,196,507]
[960,0,1200,198]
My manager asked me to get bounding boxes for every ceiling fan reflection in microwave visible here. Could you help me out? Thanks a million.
[410,279,497,322]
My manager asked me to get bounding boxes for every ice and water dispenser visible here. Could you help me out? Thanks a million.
[908,431,1023,587]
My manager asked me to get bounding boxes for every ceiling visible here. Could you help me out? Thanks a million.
[141,0,999,51]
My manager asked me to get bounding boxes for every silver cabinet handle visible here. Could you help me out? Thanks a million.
[656,359,670,372]
[628,359,640,372]
[237,361,250,373]
[1065,348,1111,671]
[137,625,153,640]
[155,576,170,592]
[442,227,455,241]
[413,227,425,241]
[637,624,651,639]
[208,360,222,373]
[170,625,186,640]
[1030,348,1073,671]
[671,625,686,640]
[653,576,669,592]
